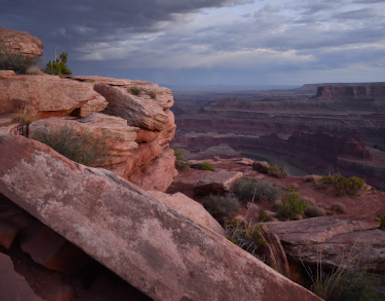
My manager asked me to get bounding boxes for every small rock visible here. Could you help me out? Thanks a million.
[194,170,243,195]
[0,221,17,251]
[252,161,270,173]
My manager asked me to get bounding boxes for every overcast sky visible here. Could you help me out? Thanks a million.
[2,0,385,86]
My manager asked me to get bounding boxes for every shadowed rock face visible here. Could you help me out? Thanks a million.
[0,135,321,301]
[0,28,43,59]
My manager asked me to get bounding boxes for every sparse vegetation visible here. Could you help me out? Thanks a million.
[32,126,108,166]
[330,203,347,214]
[202,193,239,218]
[45,52,72,77]
[278,192,308,220]
[225,220,267,255]
[0,46,41,74]
[213,156,220,161]
[128,86,142,96]
[196,161,215,171]
[12,107,35,125]
[321,174,365,196]
[305,206,326,218]
[172,148,190,170]
[259,209,274,222]
[232,177,283,203]
[268,162,289,179]
[310,267,381,301]
[149,91,157,99]
[377,214,385,230]
[288,183,300,192]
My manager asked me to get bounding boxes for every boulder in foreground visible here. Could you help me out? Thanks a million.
[0,135,321,301]
[193,170,243,195]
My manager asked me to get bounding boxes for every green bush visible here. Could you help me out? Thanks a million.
[232,177,283,203]
[377,214,385,230]
[45,52,72,77]
[32,126,108,166]
[149,91,157,99]
[0,46,41,74]
[312,268,381,301]
[278,192,308,220]
[331,203,347,214]
[305,206,326,218]
[322,174,365,196]
[127,86,142,96]
[268,162,289,179]
[171,148,190,170]
[259,209,273,222]
[196,161,214,171]
[202,193,239,218]
[225,220,267,255]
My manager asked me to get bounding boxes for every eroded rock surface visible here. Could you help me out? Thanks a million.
[194,170,243,195]
[0,28,43,59]
[0,135,321,301]
[266,216,384,271]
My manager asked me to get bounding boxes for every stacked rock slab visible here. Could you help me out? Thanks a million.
[70,76,178,191]
[0,135,322,301]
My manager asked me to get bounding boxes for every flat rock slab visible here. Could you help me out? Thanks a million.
[193,170,243,195]
[0,252,44,301]
[0,76,107,118]
[0,135,321,301]
[266,216,380,245]
[266,216,384,271]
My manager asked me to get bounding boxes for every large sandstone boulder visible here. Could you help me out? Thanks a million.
[148,191,225,236]
[0,28,43,59]
[252,161,271,173]
[266,216,384,271]
[28,116,139,165]
[95,84,169,131]
[0,76,107,118]
[193,170,243,195]
[0,135,321,301]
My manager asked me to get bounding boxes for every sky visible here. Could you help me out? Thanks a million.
[1,0,385,86]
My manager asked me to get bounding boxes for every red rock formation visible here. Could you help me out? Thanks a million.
[0,28,43,59]
[314,84,385,100]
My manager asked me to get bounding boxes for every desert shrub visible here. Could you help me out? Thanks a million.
[278,192,308,220]
[196,161,214,171]
[0,47,41,74]
[303,197,316,207]
[26,66,45,75]
[213,156,220,161]
[322,174,365,196]
[304,175,318,182]
[272,199,283,211]
[288,183,300,192]
[127,86,141,96]
[225,220,267,255]
[268,162,289,179]
[12,107,35,125]
[305,206,326,218]
[172,148,190,170]
[259,209,273,222]
[202,193,239,218]
[377,214,385,230]
[45,52,72,77]
[32,126,108,166]
[149,91,157,99]
[331,203,347,214]
[311,268,381,301]
[232,177,283,203]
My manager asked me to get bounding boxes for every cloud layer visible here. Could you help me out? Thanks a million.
[1,0,384,85]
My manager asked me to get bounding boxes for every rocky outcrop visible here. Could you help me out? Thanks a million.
[0,76,108,118]
[266,216,385,271]
[28,115,139,165]
[0,28,43,59]
[289,131,372,160]
[253,161,271,173]
[313,84,385,100]
[193,170,243,195]
[0,135,321,301]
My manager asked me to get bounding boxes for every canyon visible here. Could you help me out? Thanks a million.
[172,82,385,190]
